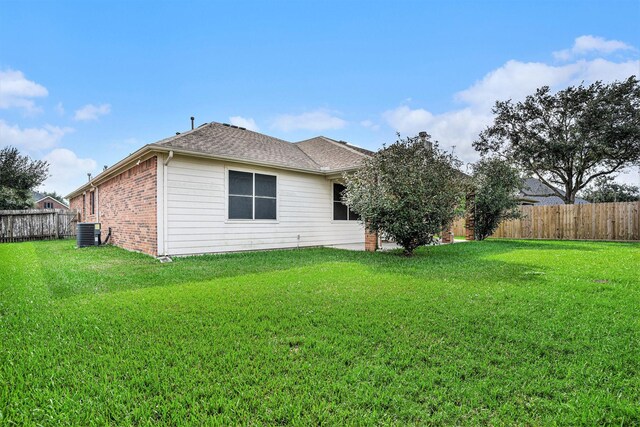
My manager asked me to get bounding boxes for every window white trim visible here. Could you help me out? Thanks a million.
[224,166,279,223]
[331,181,359,222]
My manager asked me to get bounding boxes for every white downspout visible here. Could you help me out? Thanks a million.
[163,151,174,256]
[90,181,99,222]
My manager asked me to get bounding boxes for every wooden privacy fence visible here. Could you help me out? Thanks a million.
[453,201,639,241]
[452,219,466,237]
[0,209,79,243]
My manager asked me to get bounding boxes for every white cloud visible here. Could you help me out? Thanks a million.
[384,52,638,165]
[360,120,380,131]
[382,106,491,162]
[229,116,259,131]
[0,120,74,152]
[73,103,111,121]
[382,106,433,135]
[614,168,640,187]
[455,58,638,110]
[553,35,634,61]
[55,102,65,115]
[0,69,48,112]
[272,110,347,132]
[41,148,98,196]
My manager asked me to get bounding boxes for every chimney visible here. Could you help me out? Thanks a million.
[419,131,432,151]
[190,116,195,130]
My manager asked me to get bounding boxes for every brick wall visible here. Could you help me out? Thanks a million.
[465,192,475,241]
[69,156,158,256]
[69,194,84,220]
[365,227,378,252]
[441,225,454,244]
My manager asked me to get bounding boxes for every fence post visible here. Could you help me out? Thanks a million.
[54,210,60,239]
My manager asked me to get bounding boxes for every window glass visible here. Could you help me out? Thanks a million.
[229,171,253,196]
[348,207,360,221]
[333,183,359,221]
[255,198,276,219]
[333,201,348,221]
[333,183,346,201]
[229,195,253,219]
[255,174,276,198]
[228,170,277,220]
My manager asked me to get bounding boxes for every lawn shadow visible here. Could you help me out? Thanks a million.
[30,239,580,299]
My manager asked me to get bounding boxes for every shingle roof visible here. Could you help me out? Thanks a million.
[151,122,372,172]
[294,137,372,171]
[152,122,322,171]
[519,178,589,205]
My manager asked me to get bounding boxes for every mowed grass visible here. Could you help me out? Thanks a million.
[0,240,638,425]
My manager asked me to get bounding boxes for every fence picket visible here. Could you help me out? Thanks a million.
[0,209,79,243]
[452,201,639,241]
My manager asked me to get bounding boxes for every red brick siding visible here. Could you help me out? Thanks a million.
[465,192,475,241]
[441,225,454,244]
[365,228,378,252]
[69,156,158,256]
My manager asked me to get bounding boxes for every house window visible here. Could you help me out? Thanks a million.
[228,170,277,220]
[89,191,95,215]
[44,201,53,209]
[333,183,360,221]
[82,194,86,218]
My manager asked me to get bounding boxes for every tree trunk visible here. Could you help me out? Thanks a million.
[564,183,576,204]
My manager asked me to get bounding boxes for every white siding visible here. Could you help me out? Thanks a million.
[163,155,364,255]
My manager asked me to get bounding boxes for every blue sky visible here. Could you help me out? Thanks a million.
[1,0,639,195]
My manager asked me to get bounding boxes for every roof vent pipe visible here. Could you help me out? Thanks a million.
[87,173,92,181]
[190,116,195,130]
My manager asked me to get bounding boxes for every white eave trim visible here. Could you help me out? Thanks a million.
[65,144,365,199]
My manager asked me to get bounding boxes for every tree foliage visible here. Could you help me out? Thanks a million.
[471,157,522,241]
[344,134,465,256]
[0,146,49,210]
[474,76,640,204]
[581,176,639,203]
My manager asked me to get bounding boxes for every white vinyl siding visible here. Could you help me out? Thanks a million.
[164,155,364,255]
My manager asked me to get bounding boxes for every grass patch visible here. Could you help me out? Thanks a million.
[1,239,639,425]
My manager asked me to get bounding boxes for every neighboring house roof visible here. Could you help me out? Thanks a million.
[67,121,374,198]
[519,178,590,205]
[34,194,69,207]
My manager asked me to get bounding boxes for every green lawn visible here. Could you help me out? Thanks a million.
[1,240,638,425]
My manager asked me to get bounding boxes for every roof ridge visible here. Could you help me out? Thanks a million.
[35,195,68,205]
[289,143,324,170]
[318,136,369,158]
[213,123,324,170]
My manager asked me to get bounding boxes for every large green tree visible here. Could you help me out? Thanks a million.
[474,76,640,204]
[581,176,639,203]
[471,157,522,241]
[343,134,465,256]
[0,146,49,209]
